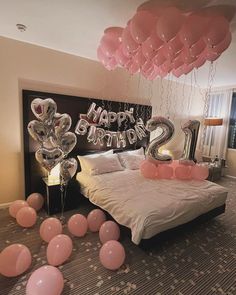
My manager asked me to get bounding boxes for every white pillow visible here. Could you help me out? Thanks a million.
[118,154,144,170]
[77,150,113,172]
[81,154,124,175]
[117,147,144,157]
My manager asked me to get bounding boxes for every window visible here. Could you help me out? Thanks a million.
[228,93,236,149]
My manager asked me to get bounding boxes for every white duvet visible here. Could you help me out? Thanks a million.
[76,170,228,244]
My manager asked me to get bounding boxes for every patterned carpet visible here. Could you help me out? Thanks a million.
[0,177,236,295]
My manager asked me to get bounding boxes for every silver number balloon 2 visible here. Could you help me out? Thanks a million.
[180,120,200,163]
[145,116,175,164]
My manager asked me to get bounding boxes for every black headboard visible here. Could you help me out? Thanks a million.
[23,90,152,197]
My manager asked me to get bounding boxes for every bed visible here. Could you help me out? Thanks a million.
[77,169,228,245]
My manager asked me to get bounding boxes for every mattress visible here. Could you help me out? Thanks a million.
[76,170,228,244]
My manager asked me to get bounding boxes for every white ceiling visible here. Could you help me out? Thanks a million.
[0,0,236,88]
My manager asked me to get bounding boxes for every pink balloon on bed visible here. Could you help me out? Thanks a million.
[175,165,192,180]
[191,165,209,181]
[87,209,106,232]
[99,221,120,244]
[157,165,174,179]
[140,160,157,179]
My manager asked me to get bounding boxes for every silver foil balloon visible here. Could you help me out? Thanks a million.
[54,113,72,137]
[108,112,117,125]
[126,129,138,144]
[60,158,78,185]
[180,120,200,164]
[98,109,109,127]
[135,118,147,140]
[31,98,57,122]
[145,116,175,164]
[75,119,89,135]
[116,131,127,148]
[87,102,102,123]
[87,125,97,142]
[35,147,63,172]
[27,120,49,144]
[105,131,117,147]
[117,112,126,127]
[56,132,77,155]
[94,128,106,146]
[125,109,135,124]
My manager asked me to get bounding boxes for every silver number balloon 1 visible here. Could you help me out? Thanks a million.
[180,120,200,164]
[145,116,175,164]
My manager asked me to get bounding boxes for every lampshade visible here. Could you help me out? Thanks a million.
[204,117,223,126]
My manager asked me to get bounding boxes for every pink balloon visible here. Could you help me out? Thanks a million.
[140,160,157,179]
[26,265,64,295]
[133,48,147,67]
[130,11,157,44]
[104,57,117,71]
[175,165,192,180]
[115,46,131,66]
[172,67,183,78]
[87,209,106,232]
[167,35,184,54]
[193,54,206,69]
[67,214,88,237]
[99,240,125,270]
[191,165,209,180]
[47,234,73,266]
[159,60,172,73]
[173,54,184,70]
[142,59,153,73]
[40,217,62,243]
[180,15,208,47]
[99,221,120,244]
[100,29,122,57]
[181,48,197,64]
[170,160,181,169]
[27,193,44,211]
[209,31,232,55]
[147,67,159,81]
[204,16,230,46]
[182,63,194,75]
[146,31,164,51]
[189,38,206,57]
[162,43,177,61]
[16,207,37,228]
[156,7,185,42]
[122,26,140,54]
[0,244,31,277]
[97,46,111,66]
[128,60,140,75]
[9,200,29,218]
[104,27,123,38]
[142,40,156,60]
[204,49,221,62]
[153,51,166,67]
[157,165,174,179]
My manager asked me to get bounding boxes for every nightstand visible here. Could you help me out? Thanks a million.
[202,163,222,182]
[42,178,81,215]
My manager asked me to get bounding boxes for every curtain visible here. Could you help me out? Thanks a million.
[203,89,233,159]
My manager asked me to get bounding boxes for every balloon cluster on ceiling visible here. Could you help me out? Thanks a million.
[97,3,235,80]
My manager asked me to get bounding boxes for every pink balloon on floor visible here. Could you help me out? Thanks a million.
[16,207,37,228]
[99,221,120,244]
[40,217,62,243]
[67,214,88,237]
[26,265,64,295]
[47,234,73,266]
[27,193,44,211]
[87,209,106,232]
[158,165,174,179]
[191,165,209,181]
[9,200,29,218]
[99,240,125,270]
[140,160,157,179]
[175,165,192,180]
[0,244,32,277]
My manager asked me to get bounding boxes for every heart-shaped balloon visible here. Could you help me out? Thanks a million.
[35,147,63,172]
[27,120,50,143]
[54,113,72,137]
[60,158,78,185]
[54,132,77,155]
[31,98,57,122]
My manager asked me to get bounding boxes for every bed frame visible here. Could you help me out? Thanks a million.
[22,90,226,246]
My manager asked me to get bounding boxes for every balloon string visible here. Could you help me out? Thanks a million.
[60,184,66,223]
[46,180,50,216]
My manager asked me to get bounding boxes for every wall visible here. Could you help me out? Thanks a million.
[0,36,205,205]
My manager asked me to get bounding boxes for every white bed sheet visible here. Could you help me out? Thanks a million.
[76,170,228,244]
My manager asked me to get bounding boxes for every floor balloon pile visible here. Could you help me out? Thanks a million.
[0,202,125,295]
[97,4,234,79]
